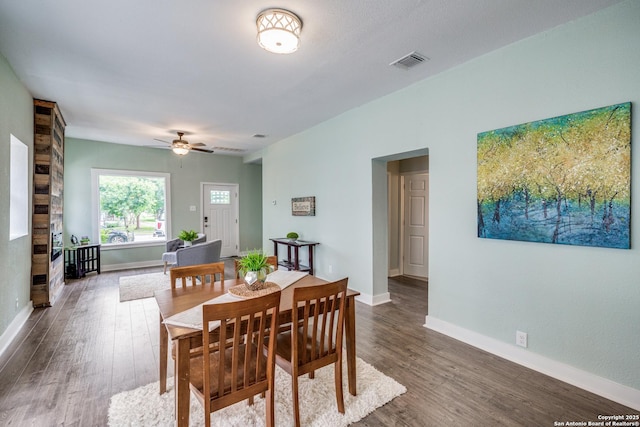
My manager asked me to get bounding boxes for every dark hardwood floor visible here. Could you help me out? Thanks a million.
[0,268,634,426]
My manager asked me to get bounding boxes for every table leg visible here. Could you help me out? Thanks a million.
[159,313,168,394]
[344,296,357,396]
[294,246,300,270]
[175,338,191,426]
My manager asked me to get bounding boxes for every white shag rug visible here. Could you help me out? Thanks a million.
[119,272,171,302]
[108,357,406,426]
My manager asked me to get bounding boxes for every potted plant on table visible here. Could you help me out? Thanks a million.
[178,229,199,246]
[238,250,275,291]
[286,231,299,242]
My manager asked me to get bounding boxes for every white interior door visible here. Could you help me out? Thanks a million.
[202,183,239,257]
[403,173,429,278]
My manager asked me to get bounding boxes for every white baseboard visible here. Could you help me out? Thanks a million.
[424,315,640,411]
[356,292,391,306]
[0,303,34,359]
[101,260,163,272]
[312,274,392,307]
[388,268,401,277]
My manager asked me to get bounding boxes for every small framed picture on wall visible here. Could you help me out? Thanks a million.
[292,196,315,216]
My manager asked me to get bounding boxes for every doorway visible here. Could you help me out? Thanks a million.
[372,149,428,305]
[201,182,239,257]
[386,155,429,281]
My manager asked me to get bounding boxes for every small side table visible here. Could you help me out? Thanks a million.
[65,244,101,279]
[270,238,319,276]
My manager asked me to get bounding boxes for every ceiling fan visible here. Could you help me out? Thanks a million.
[154,132,214,155]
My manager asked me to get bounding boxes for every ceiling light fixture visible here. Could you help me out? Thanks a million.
[171,132,192,155]
[256,8,302,54]
[172,143,190,156]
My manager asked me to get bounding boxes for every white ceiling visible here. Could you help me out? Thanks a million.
[0,0,622,156]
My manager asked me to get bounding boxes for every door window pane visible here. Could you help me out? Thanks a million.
[210,190,231,204]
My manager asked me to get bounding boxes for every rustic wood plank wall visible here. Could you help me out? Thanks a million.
[31,99,66,307]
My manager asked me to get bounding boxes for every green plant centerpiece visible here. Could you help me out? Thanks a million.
[238,250,274,291]
[178,229,199,246]
[286,231,299,242]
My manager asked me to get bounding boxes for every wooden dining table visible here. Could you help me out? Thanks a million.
[154,275,360,427]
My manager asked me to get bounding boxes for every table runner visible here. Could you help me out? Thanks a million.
[163,270,308,330]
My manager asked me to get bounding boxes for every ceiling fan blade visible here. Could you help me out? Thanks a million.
[153,138,171,144]
[191,147,214,153]
[190,142,206,147]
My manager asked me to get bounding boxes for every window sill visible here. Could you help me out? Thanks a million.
[101,241,167,251]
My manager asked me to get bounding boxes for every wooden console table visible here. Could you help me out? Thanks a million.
[64,244,101,279]
[270,238,319,275]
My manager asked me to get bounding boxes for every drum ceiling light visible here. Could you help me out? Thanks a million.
[256,8,302,54]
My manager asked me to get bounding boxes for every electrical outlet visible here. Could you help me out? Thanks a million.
[189,205,196,212]
[516,330,528,348]
[15,297,19,309]
[328,264,333,274]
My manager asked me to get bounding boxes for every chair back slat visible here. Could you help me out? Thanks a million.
[218,318,228,399]
[243,312,255,390]
[299,301,308,363]
[231,315,242,394]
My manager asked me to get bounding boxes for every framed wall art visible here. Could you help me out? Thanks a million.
[292,196,316,216]
[477,102,631,249]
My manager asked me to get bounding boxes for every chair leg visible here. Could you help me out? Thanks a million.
[265,386,275,427]
[292,375,301,427]
[163,261,168,274]
[334,359,345,414]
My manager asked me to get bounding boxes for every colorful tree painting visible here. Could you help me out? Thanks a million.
[477,102,631,249]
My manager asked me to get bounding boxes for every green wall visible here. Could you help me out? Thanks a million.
[0,53,34,337]
[260,1,640,394]
[1,0,638,405]
[64,138,262,269]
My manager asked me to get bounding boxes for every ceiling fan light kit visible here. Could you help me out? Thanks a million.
[172,144,190,156]
[155,131,213,156]
[172,132,191,155]
[256,8,302,54]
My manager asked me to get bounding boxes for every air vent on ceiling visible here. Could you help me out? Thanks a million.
[252,134,267,138]
[213,146,246,152]
[390,51,429,70]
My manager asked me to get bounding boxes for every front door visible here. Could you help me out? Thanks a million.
[202,183,239,257]
[402,173,429,278]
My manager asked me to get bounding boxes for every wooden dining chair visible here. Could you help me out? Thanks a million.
[166,262,226,386]
[169,261,225,289]
[189,291,281,427]
[271,278,348,427]
[234,256,278,278]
